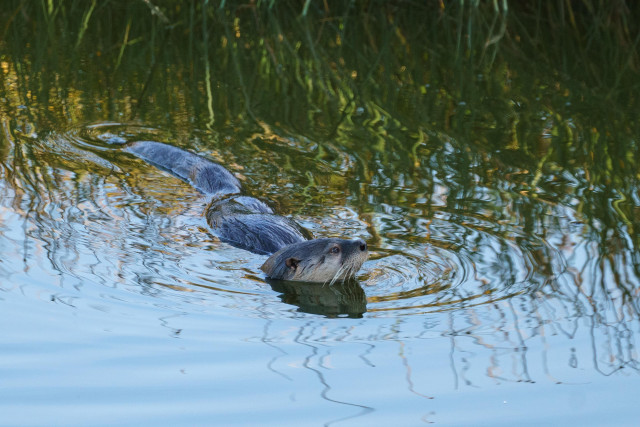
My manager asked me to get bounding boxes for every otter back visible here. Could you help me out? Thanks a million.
[125,140,310,255]
[126,141,242,196]
[206,196,311,255]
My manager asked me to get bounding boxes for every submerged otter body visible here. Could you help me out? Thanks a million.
[123,140,368,282]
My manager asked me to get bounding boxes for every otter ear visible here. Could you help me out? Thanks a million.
[285,257,300,270]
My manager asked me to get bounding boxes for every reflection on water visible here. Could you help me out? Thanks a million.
[1,1,639,425]
[1,129,638,424]
[267,278,367,318]
[0,122,636,423]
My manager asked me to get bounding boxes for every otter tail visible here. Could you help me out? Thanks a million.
[124,140,242,197]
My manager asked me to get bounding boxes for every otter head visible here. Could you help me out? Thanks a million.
[260,238,368,283]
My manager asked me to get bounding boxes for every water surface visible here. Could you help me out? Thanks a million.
[1,2,639,425]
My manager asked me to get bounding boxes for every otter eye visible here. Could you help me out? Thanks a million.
[329,246,340,254]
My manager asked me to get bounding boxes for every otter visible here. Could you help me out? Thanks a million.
[116,139,368,283]
[261,238,367,283]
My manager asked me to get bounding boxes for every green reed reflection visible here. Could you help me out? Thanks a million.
[0,6,639,424]
[1,1,639,313]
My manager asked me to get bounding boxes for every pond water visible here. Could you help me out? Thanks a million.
[1,3,639,426]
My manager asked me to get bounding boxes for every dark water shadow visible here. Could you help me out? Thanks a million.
[266,278,367,318]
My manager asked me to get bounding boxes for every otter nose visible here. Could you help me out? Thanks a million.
[356,239,367,252]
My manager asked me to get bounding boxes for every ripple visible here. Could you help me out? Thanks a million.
[0,122,604,322]
[357,205,560,315]
[64,124,557,319]
[72,122,175,149]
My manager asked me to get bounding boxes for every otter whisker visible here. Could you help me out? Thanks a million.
[323,255,364,286]
[344,261,355,279]
[328,263,348,287]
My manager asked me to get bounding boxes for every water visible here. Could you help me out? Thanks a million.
[1,3,639,426]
